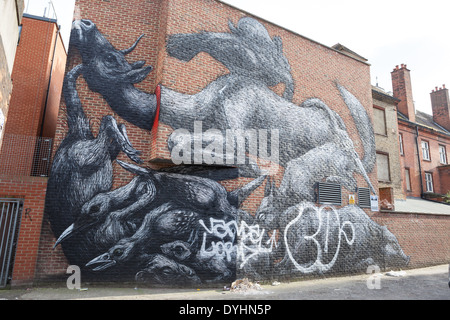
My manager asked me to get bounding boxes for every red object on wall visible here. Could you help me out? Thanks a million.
[152,84,161,138]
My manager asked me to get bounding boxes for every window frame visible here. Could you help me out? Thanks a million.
[405,168,412,191]
[425,172,434,193]
[439,145,447,164]
[421,140,430,161]
[376,151,391,182]
[373,105,387,136]
[399,133,404,156]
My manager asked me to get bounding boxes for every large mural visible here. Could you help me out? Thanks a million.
[45,16,409,286]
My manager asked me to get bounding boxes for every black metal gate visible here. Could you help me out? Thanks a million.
[0,199,23,288]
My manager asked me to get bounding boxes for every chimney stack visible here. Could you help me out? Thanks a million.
[391,64,416,122]
[430,85,450,131]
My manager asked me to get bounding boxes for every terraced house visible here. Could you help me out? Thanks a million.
[392,65,450,202]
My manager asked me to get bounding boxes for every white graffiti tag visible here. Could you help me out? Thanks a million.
[198,218,236,262]
[237,221,277,269]
[199,218,278,268]
[284,203,355,274]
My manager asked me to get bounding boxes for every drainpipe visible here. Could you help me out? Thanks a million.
[414,125,424,198]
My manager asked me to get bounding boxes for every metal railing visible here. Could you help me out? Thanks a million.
[0,199,22,288]
[0,134,53,177]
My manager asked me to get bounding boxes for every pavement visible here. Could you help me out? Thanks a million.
[0,264,449,301]
[394,197,450,215]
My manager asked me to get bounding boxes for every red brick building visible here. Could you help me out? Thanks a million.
[0,13,66,287]
[2,0,449,288]
[0,14,66,176]
[392,64,450,200]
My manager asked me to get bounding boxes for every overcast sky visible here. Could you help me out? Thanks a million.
[25,0,450,114]
[24,0,75,49]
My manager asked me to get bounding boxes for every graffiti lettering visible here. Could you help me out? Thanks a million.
[199,218,236,262]
[284,203,355,274]
[199,232,235,262]
[237,221,277,269]
[199,218,237,241]
[199,218,278,268]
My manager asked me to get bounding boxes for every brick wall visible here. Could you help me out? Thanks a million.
[399,121,450,197]
[0,16,64,178]
[391,64,415,122]
[0,175,48,286]
[372,212,450,268]
[417,129,450,195]
[393,65,450,197]
[372,87,405,201]
[430,86,450,132]
[40,27,66,139]
[33,0,448,287]
[0,15,67,287]
[153,0,374,166]
[3,16,59,137]
[398,122,422,197]
[437,165,450,194]
[54,0,163,184]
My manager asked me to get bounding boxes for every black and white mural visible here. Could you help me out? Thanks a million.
[45,16,409,286]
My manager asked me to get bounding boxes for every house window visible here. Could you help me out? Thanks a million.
[376,152,390,182]
[399,133,404,155]
[425,172,434,193]
[421,141,430,161]
[439,145,447,164]
[405,168,411,191]
[373,106,387,135]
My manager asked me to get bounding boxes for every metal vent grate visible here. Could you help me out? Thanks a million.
[358,187,371,208]
[318,182,342,205]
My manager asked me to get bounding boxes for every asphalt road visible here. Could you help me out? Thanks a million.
[1,264,448,301]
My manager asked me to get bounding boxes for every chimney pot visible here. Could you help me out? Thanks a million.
[430,83,450,131]
[391,63,416,122]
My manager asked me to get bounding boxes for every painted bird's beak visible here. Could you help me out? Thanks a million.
[53,219,97,249]
[85,253,117,271]
[53,223,75,249]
